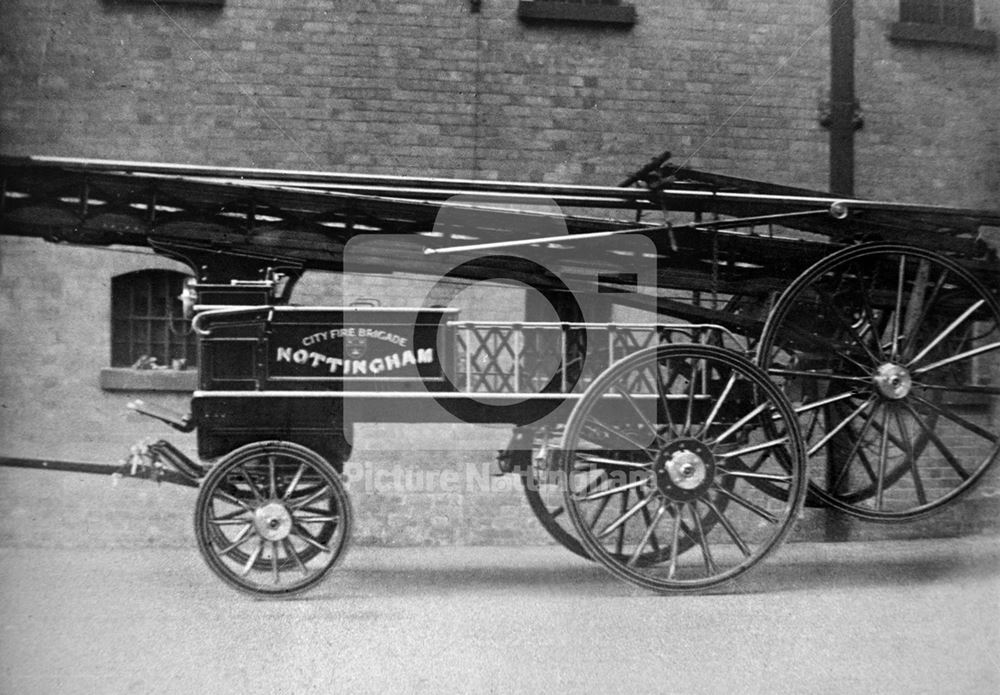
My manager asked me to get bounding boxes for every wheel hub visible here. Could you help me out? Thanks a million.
[873,363,912,400]
[253,502,293,541]
[653,439,716,500]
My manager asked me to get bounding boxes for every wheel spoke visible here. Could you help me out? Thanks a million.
[913,382,1000,397]
[636,489,662,553]
[699,373,737,437]
[710,402,770,447]
[831,401,879,490]
[716,437,789,460]
[906,299,985,368]
[268,456,278,499]
[803,408,823,443]
[576,453,651,469]
[902,400,970,480]
[213,489,255,513]
[894,409,927,506]
[911,394,998,444]
[684,359,701,436]
[855,266,887,361]
[814,286,884,368]
[852,445,879,486]
[891,254,906,360]
[290,524,331,553]
[770,369,869,383]
[239,465,266,503]
[282,538,310,576]
[614,490,628,555]
[576,477,649,502]
[793,391,865,415]
[901,268,949,360]
[713,486,779,524]
[289,484,333,511]
[627,502,666,568]
[911,339,1000,376]
[240,541,263,577]
[299,505,334,515]
[875,407,891,510]
[717,466,793,483]
[271,542,280,585]
[296,515,340,524]
[702,497,751,557]
[215,523,254,556]
[208,507,253,524]
[587,494,612,530]
[282,463,307,501]
[209,517,255,526]
[656,361,678,435]
[597,492,652,539]
[690,501,717,576]
[614,383,666,447]
[575,471,609,499]
[807,397,875,457]
[667,504,682,580]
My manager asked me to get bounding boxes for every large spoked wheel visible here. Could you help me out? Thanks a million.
[561,344,806,593]
[757,243,1000,521]
[195,441,352,597]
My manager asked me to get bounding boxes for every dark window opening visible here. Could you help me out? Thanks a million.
[111,270,198,368]
[517,1,637,27]
[900,0,975,27]
[890,0,995,49]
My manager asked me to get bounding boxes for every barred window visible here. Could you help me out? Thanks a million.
[111,270,197,368]
[900,0,975,27]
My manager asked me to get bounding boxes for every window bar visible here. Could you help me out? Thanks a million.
[162,274,170,366]
[145,275,153,362]
[465,325,473,393]
[513,325,522,393]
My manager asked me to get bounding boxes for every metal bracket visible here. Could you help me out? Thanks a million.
[819,97,865,131]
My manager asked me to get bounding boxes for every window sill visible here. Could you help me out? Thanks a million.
[100,368,198,392]
[888,22,997,51]
[517,1,637,27]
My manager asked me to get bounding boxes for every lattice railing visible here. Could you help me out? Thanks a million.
[450,322,738,394]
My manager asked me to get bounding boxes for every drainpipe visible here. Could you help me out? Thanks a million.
[828,0,860,196]
[825,0,858,542]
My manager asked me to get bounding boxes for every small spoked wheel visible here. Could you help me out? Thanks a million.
[194,441,352,597]
[561,344,806,592]
[757,243,1000,521]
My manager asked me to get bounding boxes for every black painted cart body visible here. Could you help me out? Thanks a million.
[1,152,998,595]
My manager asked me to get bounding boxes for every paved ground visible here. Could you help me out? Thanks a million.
[1,537,998,695]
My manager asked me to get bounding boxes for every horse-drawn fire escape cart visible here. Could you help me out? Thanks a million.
[2,151,998,596]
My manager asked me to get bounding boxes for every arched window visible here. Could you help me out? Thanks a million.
[111,270,198,368]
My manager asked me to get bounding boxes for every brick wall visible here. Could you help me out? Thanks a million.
[1,1,997,547]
